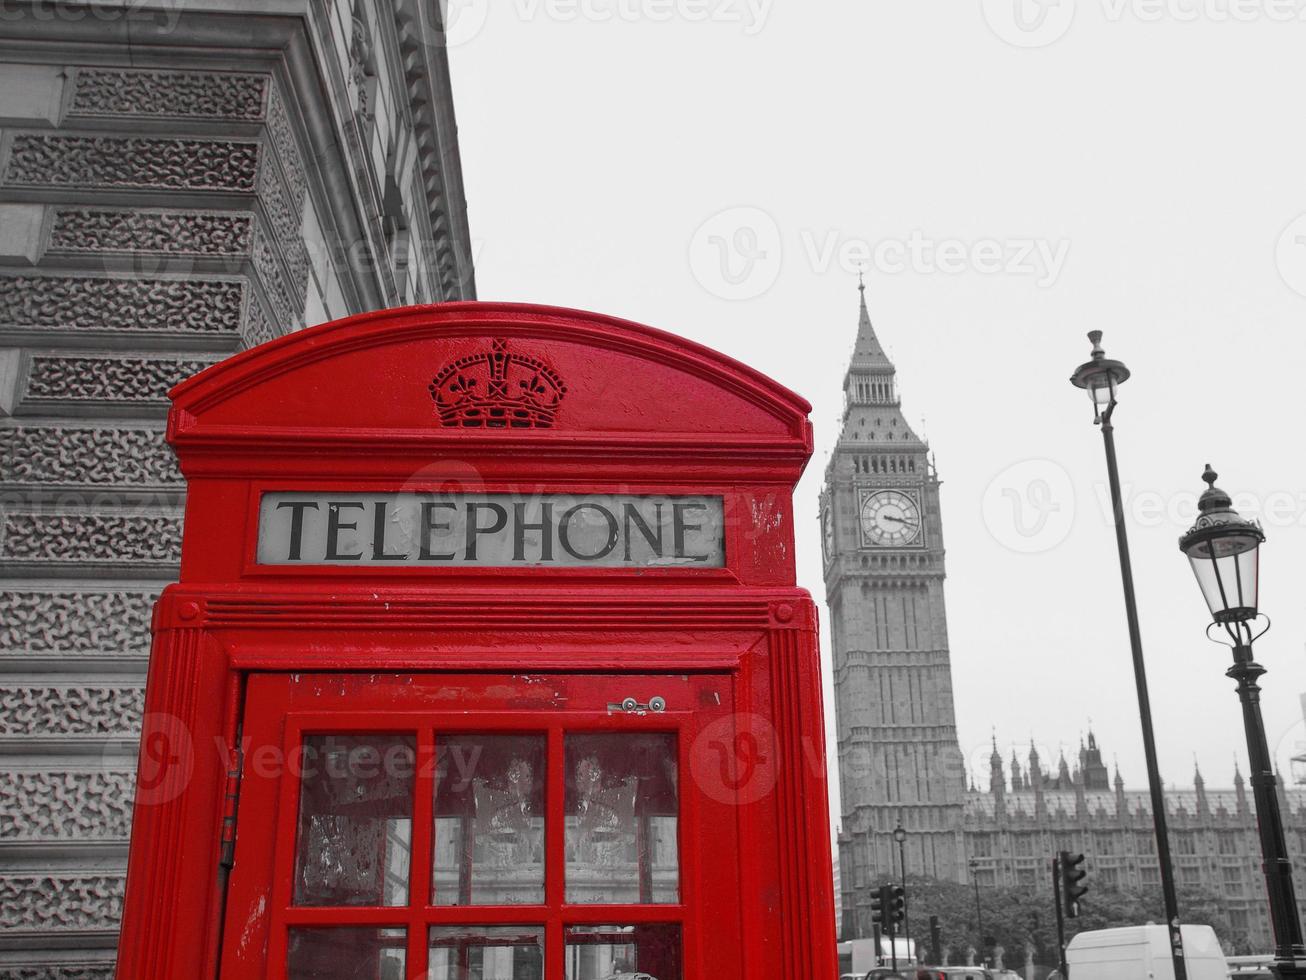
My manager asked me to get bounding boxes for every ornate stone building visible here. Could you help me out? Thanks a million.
[823,287,1306,953]
[0,2,474,974]
[967,736,1306,953]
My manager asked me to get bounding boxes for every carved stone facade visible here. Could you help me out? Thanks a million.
[0,2,475,973]
[966,737,1306,953]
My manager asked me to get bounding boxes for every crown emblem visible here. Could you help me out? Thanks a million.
[429,338,567,428]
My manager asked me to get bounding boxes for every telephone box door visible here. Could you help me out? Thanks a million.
[220,672,745,980]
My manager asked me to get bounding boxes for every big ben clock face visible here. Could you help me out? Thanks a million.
[859,489,923,548]
[821,505,834,565]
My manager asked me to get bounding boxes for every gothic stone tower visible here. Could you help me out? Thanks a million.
[821,283,967,938]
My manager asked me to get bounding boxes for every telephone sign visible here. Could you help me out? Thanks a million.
[256,491,726,567]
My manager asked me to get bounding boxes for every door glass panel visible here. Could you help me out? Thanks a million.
[428,925,545,980]
[287,926,406,979]
[432,734,546,905]
[564,923,681,980]
[565,733,678,904]
[293,734,415,907]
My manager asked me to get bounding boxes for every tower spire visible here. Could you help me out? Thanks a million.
[850,276,893,371]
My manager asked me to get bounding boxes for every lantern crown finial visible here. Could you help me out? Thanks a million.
[1195,464,1235,516]
[1087,330,1105,356]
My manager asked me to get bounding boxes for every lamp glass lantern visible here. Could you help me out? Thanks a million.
[893,823,907,845]
[1179,466,1264,625]
[1070,329,1132,423]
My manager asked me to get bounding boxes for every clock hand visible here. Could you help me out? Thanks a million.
[881,515,919,527]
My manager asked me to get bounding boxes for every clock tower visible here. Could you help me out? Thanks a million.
[820,282,968,937]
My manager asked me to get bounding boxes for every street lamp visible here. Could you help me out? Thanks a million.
[1180,465,1306,978]
[968,857,983,935]
[894,819,910,956]
[1070,331,1188,980]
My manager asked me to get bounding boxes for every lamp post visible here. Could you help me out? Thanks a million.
[1070,331,1188,980]
[894,819,910,957]
[1179,466,1306,979]
[968,857,983,935]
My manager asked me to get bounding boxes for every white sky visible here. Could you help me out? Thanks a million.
[447,0,1306,822]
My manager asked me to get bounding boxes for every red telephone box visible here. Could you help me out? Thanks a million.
[115,303,835,980]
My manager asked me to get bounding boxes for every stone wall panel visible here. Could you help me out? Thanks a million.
[48,208,254,257]
[0,874,124,933]
[3,135,260,192]
[0,514,181,566]
[0,275,244,335]
[0,965,115,980]
[0,590,156,657]
[0,771,135,841]
[20,354,214,406]
[69,67,268,120]
[0,687,144,737]
[0,426,178,488]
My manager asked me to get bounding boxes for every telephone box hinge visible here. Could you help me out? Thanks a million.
[218,745,244,870]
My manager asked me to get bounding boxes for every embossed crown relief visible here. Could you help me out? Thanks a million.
[428,338,567,428]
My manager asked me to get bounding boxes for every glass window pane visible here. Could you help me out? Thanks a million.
[564,923,681,980]
[428,925,544,980]
[294,734,415,907]
[433,734,546,906]
[288,926,406,979]
[565,733,678,905]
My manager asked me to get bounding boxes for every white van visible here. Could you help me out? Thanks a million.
[1066,924,1229,980]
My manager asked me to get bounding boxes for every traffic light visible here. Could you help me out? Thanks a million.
[1060,850,1088,917]
[870,884,887,926]
[889,885,906,925]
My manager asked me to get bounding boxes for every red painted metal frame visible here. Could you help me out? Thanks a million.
[115,302,836,980]
[221,675,731,979]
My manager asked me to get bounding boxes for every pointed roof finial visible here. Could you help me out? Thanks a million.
[858,266,865,293]
[849,273,892,371]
